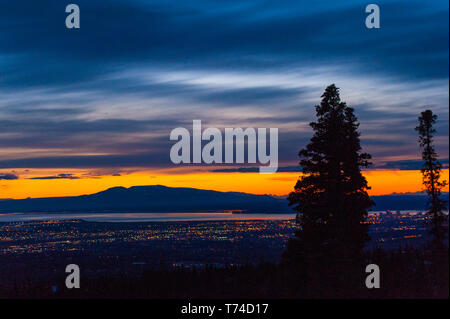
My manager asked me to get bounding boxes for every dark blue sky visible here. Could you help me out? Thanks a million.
[0,0,448,172]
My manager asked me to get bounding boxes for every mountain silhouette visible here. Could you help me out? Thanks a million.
[0,185,446,214]
[369,193,448,211]
[0,185,290,213]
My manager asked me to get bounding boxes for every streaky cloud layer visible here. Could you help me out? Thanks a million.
[0,0,448,173]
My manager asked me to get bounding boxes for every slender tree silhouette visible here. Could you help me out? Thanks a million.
[284,84,374,296]
[415,110,448,247]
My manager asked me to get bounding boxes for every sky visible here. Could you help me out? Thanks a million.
[0,0,448,199]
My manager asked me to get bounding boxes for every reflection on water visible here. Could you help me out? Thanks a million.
[0,211,440,223]
[0,212,297,222]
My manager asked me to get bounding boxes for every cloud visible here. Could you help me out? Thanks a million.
[212,166,300,173]
[0,0,447,171]
[0,153,171,169]
[376,159,449,170]
[209,158,450,173]
[1,1,448,90]
[28,173,80,180]
[0,173,19,180]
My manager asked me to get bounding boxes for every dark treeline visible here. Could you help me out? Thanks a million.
[3,246,447,299]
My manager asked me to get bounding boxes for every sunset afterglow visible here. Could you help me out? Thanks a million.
[1,168,448,199]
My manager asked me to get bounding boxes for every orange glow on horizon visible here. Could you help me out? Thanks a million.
[0,168,448,199]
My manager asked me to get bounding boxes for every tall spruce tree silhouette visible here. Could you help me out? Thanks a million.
[415,110,448,247]
[284,84,373,296]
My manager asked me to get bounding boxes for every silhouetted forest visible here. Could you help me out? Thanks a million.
[3,245,447,299]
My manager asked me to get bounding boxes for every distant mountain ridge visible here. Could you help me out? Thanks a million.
[370,193,448,211]
[0,185,447,214]
[0,185,290,214]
